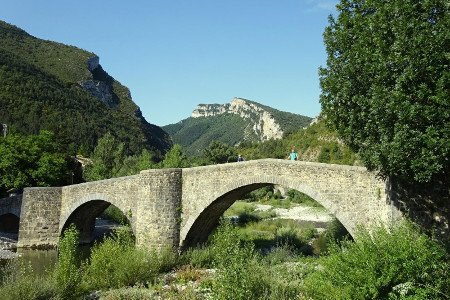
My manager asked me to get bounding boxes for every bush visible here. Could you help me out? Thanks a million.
[303,222,450,299]
[312,218,351,255]
[82,226,178,291]
[100,204,130,225]
[210,221,264,300]
[54,224,82,298]
[180,245,216,269]
[246,186,274,202]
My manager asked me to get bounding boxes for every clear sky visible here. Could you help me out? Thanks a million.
[0,0,338,126]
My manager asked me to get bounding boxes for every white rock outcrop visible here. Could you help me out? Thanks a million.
[191,98,284,141]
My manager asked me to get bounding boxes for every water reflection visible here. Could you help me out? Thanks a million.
[16,248,58,274]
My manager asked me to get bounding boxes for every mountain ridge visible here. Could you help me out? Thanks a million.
[164,98,313,156]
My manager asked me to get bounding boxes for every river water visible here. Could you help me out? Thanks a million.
[0,218,119,275]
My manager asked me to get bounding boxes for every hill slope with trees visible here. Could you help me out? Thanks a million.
[0,20,171,155]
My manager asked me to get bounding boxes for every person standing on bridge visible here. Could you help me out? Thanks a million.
[287,148,298,161]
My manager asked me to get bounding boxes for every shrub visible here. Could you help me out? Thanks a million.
[210,221,264,300]
[0,259,57,300]
[312,218,351,255]
[303,222,450,299]
[181,244,216,268]
[82,226,178,291]
[99,286,156,299]
[54,224,82,299]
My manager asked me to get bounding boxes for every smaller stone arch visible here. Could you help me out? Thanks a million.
[0,213,20,233]
[60,193,134,244]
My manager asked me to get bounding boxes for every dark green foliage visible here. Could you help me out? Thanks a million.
[320,1,450,182]
[303,222,450,299]
[83,132,125,181]
[82,227,178,291]
[245,185,274,202]
[0,131,71,194]
[83,133,158,181]
[101,205,130,225]
[114,149,156,177]
[161,144,189,168]
[0,20,171,156]
[163,114,249,156]
[203,140,237,164]
[286,189,324,207]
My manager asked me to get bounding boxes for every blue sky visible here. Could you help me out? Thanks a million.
[0,0,338,126]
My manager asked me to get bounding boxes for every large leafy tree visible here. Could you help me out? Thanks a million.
[162,144,188,168]
[83,132,125,181]
[0,131,70,193]
[320,0,450,182]
[203,140,237,164]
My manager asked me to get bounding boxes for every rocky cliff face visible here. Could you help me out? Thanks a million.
[191,98,284,141]
[79,56,118,108]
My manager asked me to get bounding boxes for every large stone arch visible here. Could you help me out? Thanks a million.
[59,193,134,244]
[180,159,390,249]
[180,174,354,249]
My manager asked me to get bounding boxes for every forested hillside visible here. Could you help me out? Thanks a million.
[0,20,171,155]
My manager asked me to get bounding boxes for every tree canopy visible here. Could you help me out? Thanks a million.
[0,131,71,194]
[203,141,237,164]
[320,0,450,182]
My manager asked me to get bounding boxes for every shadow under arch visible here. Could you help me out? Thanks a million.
[0,213,20,233]
[61,199,133,244]
[181,180,355,250]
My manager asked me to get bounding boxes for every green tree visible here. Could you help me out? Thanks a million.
[203,140,236,164]
[115,149,156,177]
[55,225,81,299]
[83,132,125,181]
[320,0,450,182]
[162,144,188,168]
[0,131,70,193]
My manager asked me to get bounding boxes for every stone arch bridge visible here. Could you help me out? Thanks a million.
[4,159,405,250]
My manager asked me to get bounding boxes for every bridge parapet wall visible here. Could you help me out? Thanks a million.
[17,187,62,248]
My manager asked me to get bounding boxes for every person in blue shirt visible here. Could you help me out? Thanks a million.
[287,148,298,161]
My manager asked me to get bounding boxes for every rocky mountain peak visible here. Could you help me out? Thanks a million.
[191,97,284,141]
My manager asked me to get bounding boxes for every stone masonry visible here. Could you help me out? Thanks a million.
[9,159,415,250]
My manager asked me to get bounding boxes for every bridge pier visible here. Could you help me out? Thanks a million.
[135,168,182,251]
[17,187,62,248]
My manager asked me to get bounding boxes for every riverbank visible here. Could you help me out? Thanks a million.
[0,232,18,259]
